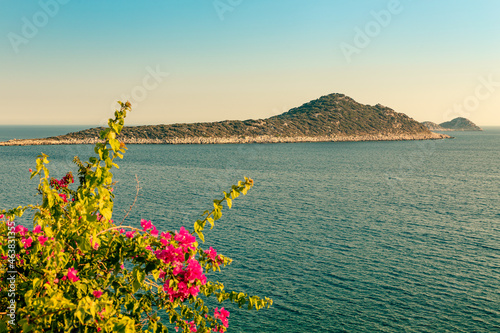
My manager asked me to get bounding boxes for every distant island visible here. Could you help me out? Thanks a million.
[0,93,451,146]
[422,117,482,131]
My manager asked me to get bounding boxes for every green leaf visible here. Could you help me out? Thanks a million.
[196,229,205,243]
[75,307,86,325]
[109,138,121,152]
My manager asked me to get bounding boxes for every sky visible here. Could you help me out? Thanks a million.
[1,0,499,126]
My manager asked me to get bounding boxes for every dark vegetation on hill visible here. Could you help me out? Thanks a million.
[53,93,433,141]
[440,117,482,131]
[422,117,482,131]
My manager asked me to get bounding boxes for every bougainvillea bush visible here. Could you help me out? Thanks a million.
[0,102,272,332]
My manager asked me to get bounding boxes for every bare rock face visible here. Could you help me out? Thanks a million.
[422,121,444,131]
[0,93,452,146]
[422,117,482,131]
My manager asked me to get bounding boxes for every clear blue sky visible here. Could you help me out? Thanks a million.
[1,0,499,125]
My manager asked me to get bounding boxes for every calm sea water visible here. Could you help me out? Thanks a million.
[1,127,499,332]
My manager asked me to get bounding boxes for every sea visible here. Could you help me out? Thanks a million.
[1,126,499,333]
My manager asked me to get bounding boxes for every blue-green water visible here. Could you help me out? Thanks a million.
[1,128,499,332]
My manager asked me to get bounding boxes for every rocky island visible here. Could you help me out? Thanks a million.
[422,117,482,131]
[0,93,450,146]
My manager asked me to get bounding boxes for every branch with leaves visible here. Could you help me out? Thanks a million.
[0,101,271,333]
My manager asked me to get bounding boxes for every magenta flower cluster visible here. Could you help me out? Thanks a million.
[15,224,50,249]
[214,307,230,329]
[6,212,234,332]
[49,172,74,190]
[141,219,159,237]
[150,226,206,302]
[13,224,81,284]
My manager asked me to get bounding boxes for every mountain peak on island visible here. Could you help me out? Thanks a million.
[440,117,482,131]
[422,117,482,131]
[0,93,451,146]
[272,93,399,121]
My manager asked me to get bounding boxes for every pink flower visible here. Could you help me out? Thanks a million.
[150,226,159,237]
[220,308,229,319]
[54,278,59,284]
[172,265,183,275]
[160,232,172,246]
[38,236,48,246]
[97,328,101,332]
[22,237,33,249]
[214,307,229,327]
[155,245,184,266]
[58,193,68,203]
[93,290,103,298]
[188,285,200,297]
[174,227,196,250]
[14,225,29,236]
[66,267,80,282]
[159,269,166,279]
[119,228,125,234]
[205,247,218,261]
[140,219,153,231]
[186,259,205,283]
[98,308,105,319]
[0,214,3,219]
[33,225,42,233]
[125,231,136,239]
[0,255,7,260]
[90,237,99,250]
[120,263,125,270]
[187,320,197,332]
[163,280,191,302]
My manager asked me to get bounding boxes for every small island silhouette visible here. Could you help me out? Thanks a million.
[422,117,482,131]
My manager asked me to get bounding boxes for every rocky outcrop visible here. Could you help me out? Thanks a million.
[422,121,445,131]
[0,132,450,146]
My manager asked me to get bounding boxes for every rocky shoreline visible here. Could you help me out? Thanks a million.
[0,132,451,146]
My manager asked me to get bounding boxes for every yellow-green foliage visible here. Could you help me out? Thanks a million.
[0,102,272,333]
